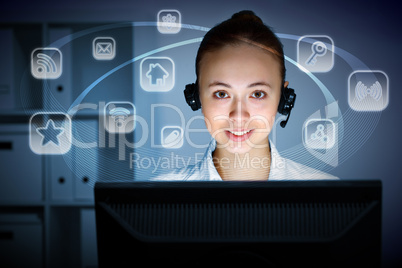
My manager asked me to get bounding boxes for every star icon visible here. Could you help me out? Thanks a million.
[36,119,65,146]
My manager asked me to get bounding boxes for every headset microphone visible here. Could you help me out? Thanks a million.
[280,111,291,128]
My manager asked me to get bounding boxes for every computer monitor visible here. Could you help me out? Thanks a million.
[95,180,382,268]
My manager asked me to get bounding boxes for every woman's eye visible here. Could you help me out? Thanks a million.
[214,91,229,99]
[251,91,266,99]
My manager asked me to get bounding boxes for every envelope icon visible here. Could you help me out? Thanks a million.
[93,37,116,60]
[97,42,112,54]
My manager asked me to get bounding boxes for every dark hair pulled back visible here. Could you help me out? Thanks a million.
[196,10,286,84]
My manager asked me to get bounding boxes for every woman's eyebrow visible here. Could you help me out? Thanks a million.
[247,82,272,88]
[208,81,272,88]
[208,81,231,88]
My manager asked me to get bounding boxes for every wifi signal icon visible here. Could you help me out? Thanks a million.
[104,102,136,133]
[355,81,382,102]
[110,107,130,128]
[31,48,62,79]
[348,70,389,111]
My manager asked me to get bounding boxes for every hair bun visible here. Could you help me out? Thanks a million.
[230,10,263,24]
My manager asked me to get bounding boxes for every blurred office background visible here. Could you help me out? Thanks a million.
[0,0,400,267]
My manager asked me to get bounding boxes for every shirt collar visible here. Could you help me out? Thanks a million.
[201,138,284,181]
[201,138,221,181]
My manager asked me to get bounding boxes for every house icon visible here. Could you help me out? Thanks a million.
[146,63,169,86]
[140,57,175,92]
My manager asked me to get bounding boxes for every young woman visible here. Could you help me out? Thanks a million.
[154,10,337,181]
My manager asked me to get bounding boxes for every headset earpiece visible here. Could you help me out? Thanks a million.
[278,86,296,128]
[184,82,201,111]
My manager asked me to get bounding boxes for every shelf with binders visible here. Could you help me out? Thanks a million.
[46,206,97,268]
[0,23,44,115]
[44,22,135,117]
[0,206,44,267]
[0,22,135,119]
[0,21,136,268]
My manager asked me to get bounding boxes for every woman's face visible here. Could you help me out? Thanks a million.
[199,43,285,155]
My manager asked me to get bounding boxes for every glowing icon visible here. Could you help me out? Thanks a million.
[157,10,181,34]
[161,126,183,149]
[93,37,116,60]
[31,48,62,79]
[304,119,335,149]
[104,102,135,133]
[29,112,72,154]
[305,41,327,66]
[297,35,334,72]
[301,102,339,167]
[348,70,389,111]
[140,57,175,92]
[355,81,382,101]
[110,107,130,127]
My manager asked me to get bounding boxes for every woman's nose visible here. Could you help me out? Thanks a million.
[229,99,250,125]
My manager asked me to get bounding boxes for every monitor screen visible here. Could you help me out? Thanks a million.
[95,180,382,267]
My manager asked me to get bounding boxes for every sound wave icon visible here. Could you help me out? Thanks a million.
[355,81,382,102]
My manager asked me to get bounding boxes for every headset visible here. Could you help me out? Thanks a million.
[184,82,296,128]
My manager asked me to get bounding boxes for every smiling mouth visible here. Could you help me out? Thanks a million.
[228,130,252,136]
[225,129,254,142]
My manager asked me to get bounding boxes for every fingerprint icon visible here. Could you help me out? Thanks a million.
[31,48,62,79]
